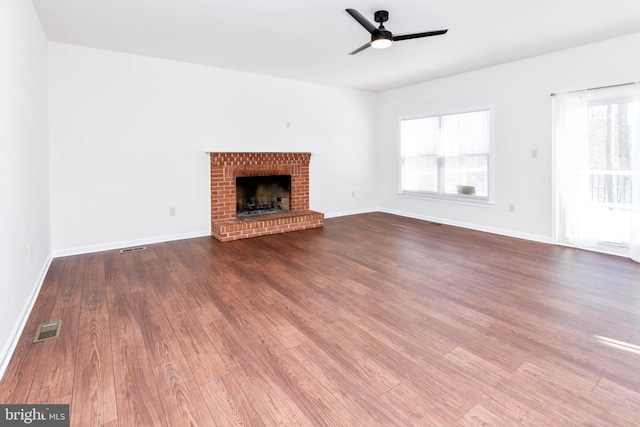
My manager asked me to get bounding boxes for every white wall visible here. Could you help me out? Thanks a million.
[0,0,50,378]
[49,43,378,255]
[377,32,640,241]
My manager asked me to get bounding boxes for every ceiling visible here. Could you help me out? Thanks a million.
[32,0,640,92]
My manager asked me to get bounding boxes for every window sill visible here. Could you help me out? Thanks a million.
[398,191,495,208]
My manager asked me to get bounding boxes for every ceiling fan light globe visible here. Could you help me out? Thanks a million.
[371,38,392,49]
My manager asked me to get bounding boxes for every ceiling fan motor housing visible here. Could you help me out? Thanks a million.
[372,29,393,42]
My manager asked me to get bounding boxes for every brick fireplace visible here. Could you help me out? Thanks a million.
[209,152,324,242]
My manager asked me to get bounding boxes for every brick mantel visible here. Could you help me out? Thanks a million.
[209,152,324,241]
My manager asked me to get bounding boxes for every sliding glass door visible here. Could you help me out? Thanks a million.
[553,83,640,261]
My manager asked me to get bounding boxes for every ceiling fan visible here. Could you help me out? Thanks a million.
[345,9,448,55]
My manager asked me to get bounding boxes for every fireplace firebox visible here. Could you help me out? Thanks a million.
[236,175,291,218]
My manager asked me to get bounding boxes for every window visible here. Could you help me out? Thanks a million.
[400,109,492,202]
[553,83,640,261]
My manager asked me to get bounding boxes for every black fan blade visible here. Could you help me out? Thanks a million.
[346,9,377,34]
[349,42,371,55]
[393,29,448,42]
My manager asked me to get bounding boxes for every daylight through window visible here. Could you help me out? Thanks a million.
[400,109,491,201]
[553,83,640,261]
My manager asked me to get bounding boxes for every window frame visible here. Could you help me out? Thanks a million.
[398,106,495,206]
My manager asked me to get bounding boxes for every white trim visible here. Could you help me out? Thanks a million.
[398,104,496,122]
[551,94,559,245]
[51,230,211,258]
[398,191,495,208]
[377,207,552,244]
[0,253,53,382]
[554,241,631,258]
[324,207,378,219]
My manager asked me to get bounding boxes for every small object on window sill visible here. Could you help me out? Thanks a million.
[457,185,476,195]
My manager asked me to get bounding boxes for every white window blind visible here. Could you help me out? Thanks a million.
[401,109,491,201]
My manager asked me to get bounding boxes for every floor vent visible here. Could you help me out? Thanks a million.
[120,246,146,254]
[33,320,62,343]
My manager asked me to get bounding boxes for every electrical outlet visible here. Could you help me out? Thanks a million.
[531,149,538,158]
[352,190,356,198]
[169,207,176,216]
[508,204,515,213]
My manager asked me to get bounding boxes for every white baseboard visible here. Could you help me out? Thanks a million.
[0,253,53,382]
[323,207,378,219]
[51,229,212,258]
[377,207,553,244]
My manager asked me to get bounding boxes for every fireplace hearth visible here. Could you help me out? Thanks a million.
[209,152,324,241]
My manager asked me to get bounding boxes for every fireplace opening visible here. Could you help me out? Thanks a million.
[236,175,291,218]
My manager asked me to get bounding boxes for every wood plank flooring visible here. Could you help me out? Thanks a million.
[2,212,640,426]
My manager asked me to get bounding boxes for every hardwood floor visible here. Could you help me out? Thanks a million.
[2,212,640,426]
